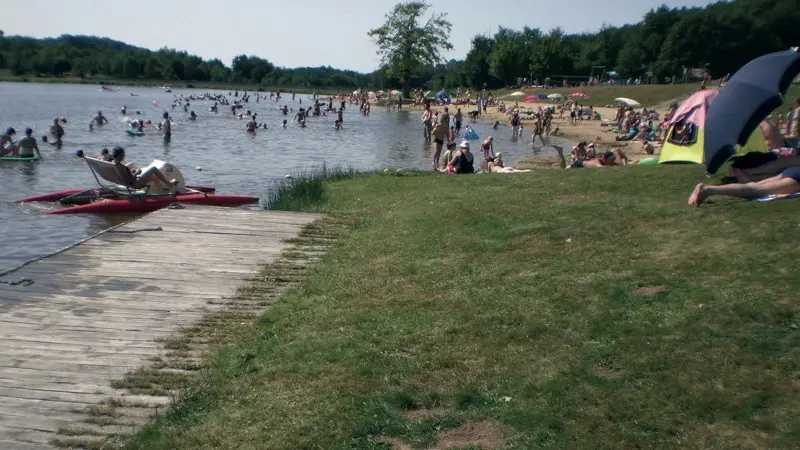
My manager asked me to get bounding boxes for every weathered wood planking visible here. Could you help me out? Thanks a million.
[0,206,321,449]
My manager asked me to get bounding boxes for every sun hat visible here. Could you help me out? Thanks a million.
[459,141,470,149]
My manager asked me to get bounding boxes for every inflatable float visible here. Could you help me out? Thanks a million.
[126,129,145,136]
[1,155,40,162]
[462,127,480,140]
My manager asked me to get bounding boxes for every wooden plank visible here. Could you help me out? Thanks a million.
[0,207,322,444]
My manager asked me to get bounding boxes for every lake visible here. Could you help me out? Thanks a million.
[0,82,564,272]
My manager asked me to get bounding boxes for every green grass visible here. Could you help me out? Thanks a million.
[262,165,365,212]
[492,83,704,107]
[125,166,799,449]
[492,83,800,109]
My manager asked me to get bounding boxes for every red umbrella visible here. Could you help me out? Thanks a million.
[523,95,539,103]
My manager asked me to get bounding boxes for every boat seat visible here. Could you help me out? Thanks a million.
[84,157,186,195]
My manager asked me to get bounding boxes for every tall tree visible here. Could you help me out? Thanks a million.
[463,35,496,89]
[368,1,453,95]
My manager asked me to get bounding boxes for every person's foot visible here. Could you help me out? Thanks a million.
[688,183,707,206]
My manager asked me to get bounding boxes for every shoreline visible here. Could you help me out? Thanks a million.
[0,76,340,95]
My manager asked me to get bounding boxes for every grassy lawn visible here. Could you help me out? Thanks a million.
[492,83,800,110]
[125,166,799,449]
[491,83,704,107]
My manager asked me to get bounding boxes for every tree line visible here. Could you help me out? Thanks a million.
[0,0,797,90]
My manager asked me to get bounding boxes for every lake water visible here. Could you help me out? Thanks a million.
[0,83,564,272]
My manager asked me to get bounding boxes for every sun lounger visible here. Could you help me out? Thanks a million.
[84,157,185,195]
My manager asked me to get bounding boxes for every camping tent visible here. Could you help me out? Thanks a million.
[659,90,766,165]
[436,89,452,104]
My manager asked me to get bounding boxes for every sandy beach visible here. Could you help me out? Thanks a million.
[395,101,670,168]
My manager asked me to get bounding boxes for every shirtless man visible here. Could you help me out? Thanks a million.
[422,102,433,142]
[51,118,65,146]
[432,121,447,170]
[91,111,108,127]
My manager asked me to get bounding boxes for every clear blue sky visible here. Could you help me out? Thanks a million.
[4,0,719,73]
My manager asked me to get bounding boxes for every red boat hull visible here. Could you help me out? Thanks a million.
[44,193,259,215]
[16,186,216,203]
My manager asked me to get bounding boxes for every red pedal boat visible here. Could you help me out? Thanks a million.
[16,157,259,215]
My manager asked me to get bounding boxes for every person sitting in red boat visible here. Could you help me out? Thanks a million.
[111,146,178,189]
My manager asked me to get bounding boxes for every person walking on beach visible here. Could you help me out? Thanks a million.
[422,103,433,141]
[454,108,463,133]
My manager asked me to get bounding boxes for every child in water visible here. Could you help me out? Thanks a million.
[282,120,288,128]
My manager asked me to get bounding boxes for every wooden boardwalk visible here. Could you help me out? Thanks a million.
[0,206,322,449]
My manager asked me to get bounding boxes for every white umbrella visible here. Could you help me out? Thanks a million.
[507,91,526,98]
[547,93,564,100]
[390,90,401,96]
[615,97,641,108]
[368,91,377,99]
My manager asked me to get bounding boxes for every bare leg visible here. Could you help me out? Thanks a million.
[433,142,442,169]
[688,175,800,206]
[736,156,800,182]
[134,166,177,189]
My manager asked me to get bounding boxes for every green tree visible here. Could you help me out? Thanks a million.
[368,1,453,95]
[489,27,528,86]
[463,35,495,89]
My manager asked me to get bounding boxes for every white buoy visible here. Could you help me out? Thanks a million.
[196,167,202,171]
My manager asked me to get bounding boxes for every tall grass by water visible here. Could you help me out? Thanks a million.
[263,164,360,211]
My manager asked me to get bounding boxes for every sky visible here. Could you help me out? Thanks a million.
[4,0,720,73]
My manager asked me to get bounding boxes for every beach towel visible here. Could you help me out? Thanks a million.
[754,192,800,202]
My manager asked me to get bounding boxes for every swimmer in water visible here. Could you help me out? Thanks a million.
[334,119,343,130]
[282,120,287,128]
[16,128,41,158]
[121,105,127,115]
[246,117,258,132]
[0,128,16,156]
[189,111,197,121]
[91,111,108,127]
[50,118,65,146]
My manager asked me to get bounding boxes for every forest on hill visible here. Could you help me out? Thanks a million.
[0,0,796,89]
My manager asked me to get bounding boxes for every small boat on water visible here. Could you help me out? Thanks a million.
[17,156,259,215]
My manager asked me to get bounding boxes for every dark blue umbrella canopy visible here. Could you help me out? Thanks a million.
[703,49,800,174]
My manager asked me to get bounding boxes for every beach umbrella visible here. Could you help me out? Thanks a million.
[704,49,800,174]
[615,97,641,108]
[523,95,539,103]
[547,93,564,101]
[390,89,402,96]
[368,91,377,99]
[508,91,526,98]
